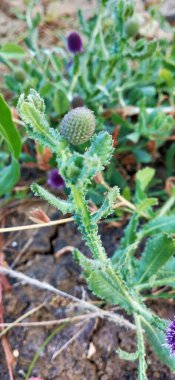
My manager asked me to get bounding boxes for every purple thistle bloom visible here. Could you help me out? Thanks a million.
[67,32,83,54]
[166,318,175,355]
[47,169,64,190]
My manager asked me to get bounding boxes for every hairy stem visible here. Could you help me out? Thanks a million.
[71,185,107,260]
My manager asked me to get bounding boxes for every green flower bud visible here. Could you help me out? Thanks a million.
[125,17,139,38]
[60,107,96,145]
[14,68,26,82]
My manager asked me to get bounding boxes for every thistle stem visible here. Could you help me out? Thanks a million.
[71,185,107,261]
[70,187,157,320]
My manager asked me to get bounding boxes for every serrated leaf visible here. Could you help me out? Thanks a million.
[142,319,175,372]
[135,315,148,380]
[126,39,157,59]
[74,248,128,306]
[18,97,49,135]
[31,183,71,214]
[78,154,102,187]
[0,94,21,159]
[135,234,175,284]
[87,270,127,306]
[92,186,120,222]
[85,132,114,167]
[117,348,138,361]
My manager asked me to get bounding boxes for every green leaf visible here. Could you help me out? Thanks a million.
[0,44,25,59]
[74,249,128,307]
[117,348,138,361]
[78,154,102,187]
[86,132,114,168]
[157,257,175,282]
[17,91,49,135]
[0,159,20,196]
[136,167,155,192]
[142,215,175,236]
[31,183,72,214]
[166,143,175,177]
[136,198,157,214]
[53,89,69,116]
[126,39,157,59]
[0,94,21,158]
[142,319,175,372]
[92,186,120,222]
[86,270,127,306]
[135,315,148,380]
[17,89,66,155]
[112,215,139,263]
[135,234,175,284]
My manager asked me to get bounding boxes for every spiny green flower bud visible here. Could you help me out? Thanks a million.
[60,107,96,145]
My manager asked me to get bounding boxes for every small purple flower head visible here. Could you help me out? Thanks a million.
[67,32,83,54]
[47,169,64,190]
[166,318,175,355]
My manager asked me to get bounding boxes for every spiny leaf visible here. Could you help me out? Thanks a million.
[135,234,175,284]
[74,248,128,307]
[25,126,57,152]
[85,132,114,168]
[92,186,120,222]
[126,39,157,60]
[18,90,64,154]
[31,183,72,214]
[18,96,49,135]
[77,154,102,187]
[135,315,148,380]
[86,270,128,307]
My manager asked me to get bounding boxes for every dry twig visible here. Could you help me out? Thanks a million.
[0,266,135,331]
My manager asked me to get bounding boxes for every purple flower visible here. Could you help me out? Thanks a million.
[67,32,83,54]
[166,318,175,355]
[47,169,64,190]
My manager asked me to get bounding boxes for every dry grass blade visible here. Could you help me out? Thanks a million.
[0,266,135,330]
[0,217,73,233]
[52,321,89,361]
[0,302,45,339]
[0,313,99,328]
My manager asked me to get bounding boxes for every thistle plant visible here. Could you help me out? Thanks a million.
[17,89,175,378]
